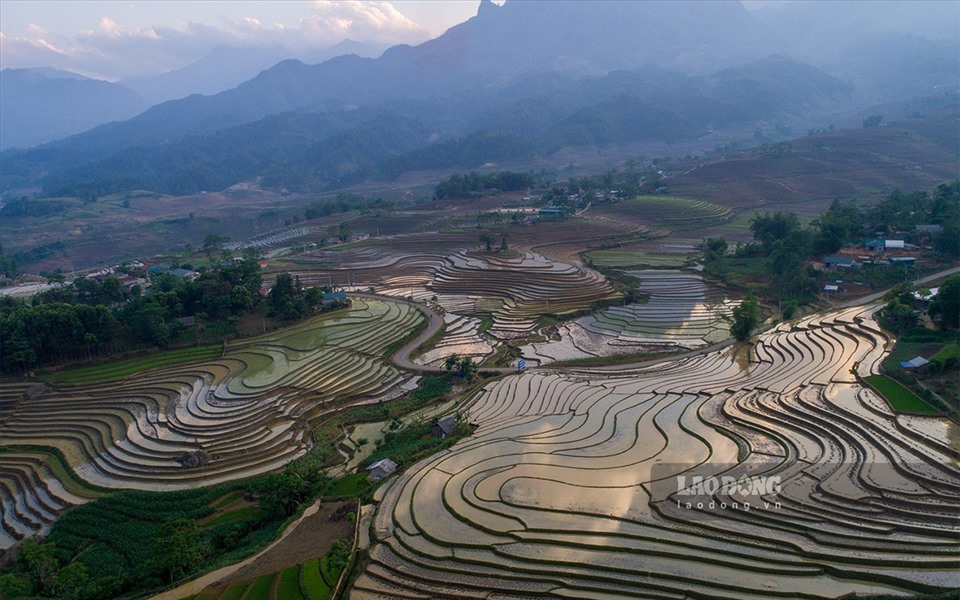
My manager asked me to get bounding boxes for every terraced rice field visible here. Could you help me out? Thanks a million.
[356,306,960,598]
[613,195,733,228]
[426,251,618,339]
[413,314,494,367]
[0,298,422,550]
[525,270,738,363]
[585,248,691,268]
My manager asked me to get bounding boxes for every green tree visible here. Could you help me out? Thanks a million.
[152,519,208,584]
[930,276,960,330]
[230,285,253,312]
[18,539,59,595]
[269,273,302,319]
[731,290,760,341]
[456,356,478,380]
[54,561,88,600]
[443,354,460,372]
[701,237,728,263]
[479,234,495,252]
[749,212,803,254]
[202,234,229,259]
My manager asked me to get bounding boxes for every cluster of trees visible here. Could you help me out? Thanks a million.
[267,273,342,322]
[0,197,69,218]
[0,243,17,279]
[0,258,262,374]
[882,276,960,335]
[434,171,537,200]
[868,182,959,256]
[707,210,820,311]
[1,539,88,600]
[7,242,66,267]
[442,354,478,379]
[730,290,761,341]
[303,194,394,220]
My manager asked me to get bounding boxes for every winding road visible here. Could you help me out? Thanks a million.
[350,292,517,374]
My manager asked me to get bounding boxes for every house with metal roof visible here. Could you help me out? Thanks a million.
[367,458,398,481]
[899,356,930,372]
[823,256,857,269]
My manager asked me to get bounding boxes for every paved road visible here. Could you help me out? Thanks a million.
[350,293,516,375]
[837,265,960,308]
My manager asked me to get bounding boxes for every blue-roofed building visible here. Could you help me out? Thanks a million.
[322,290,348,305]
[823,256,857,269]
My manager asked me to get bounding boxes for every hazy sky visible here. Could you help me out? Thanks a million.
[0,1,489,79]
[0,1,797,81]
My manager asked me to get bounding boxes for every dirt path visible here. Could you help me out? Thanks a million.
[210,501,353,591]
[149,500,341,600]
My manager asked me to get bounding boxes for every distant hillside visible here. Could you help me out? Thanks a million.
[121,40,388,105]
[0,69,147,150]
[0,0,955,198]
[11,55,863,198]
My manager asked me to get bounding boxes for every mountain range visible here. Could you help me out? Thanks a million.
[1,0,956,198]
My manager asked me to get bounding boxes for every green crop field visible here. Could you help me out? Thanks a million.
[278,565,306,599]
[42,345,221,385]
[300,558,330,600]
[623,195,732,227]
[244,572,277,600]
[585,248,690,268]
[865,374,938,414]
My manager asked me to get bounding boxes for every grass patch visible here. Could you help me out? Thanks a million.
[218,580,251,600]
[585,249,690,268]
[300,558,330,600]
[379,313,428,362]
[212,491,244,509]
[200,505,259,528]
[244,572,277,600]
[880,340,941,374]
[477,314,494,335]
[325,473,370,499]
[42,344,220,385]
[278,565,306,600]
[931,342,960,365]
[865,375,939,415]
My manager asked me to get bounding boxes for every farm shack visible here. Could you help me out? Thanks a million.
[888,256,916,267]
[823,256,857,270]
[431,416,457,439]
[899,356,931,373]
[367,458,398,481]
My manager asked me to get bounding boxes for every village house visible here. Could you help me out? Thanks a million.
[367,458,398,481]
[431,416,457,439]
[822,256,858,270]
[322,290,348,306]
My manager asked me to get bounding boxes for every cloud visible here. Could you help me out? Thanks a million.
[0,1,431,80]
[302,1,428,44]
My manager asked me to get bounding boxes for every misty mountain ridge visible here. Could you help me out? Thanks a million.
[0,69,147,151]
[1,0,956,198]
[121,40,388,106]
